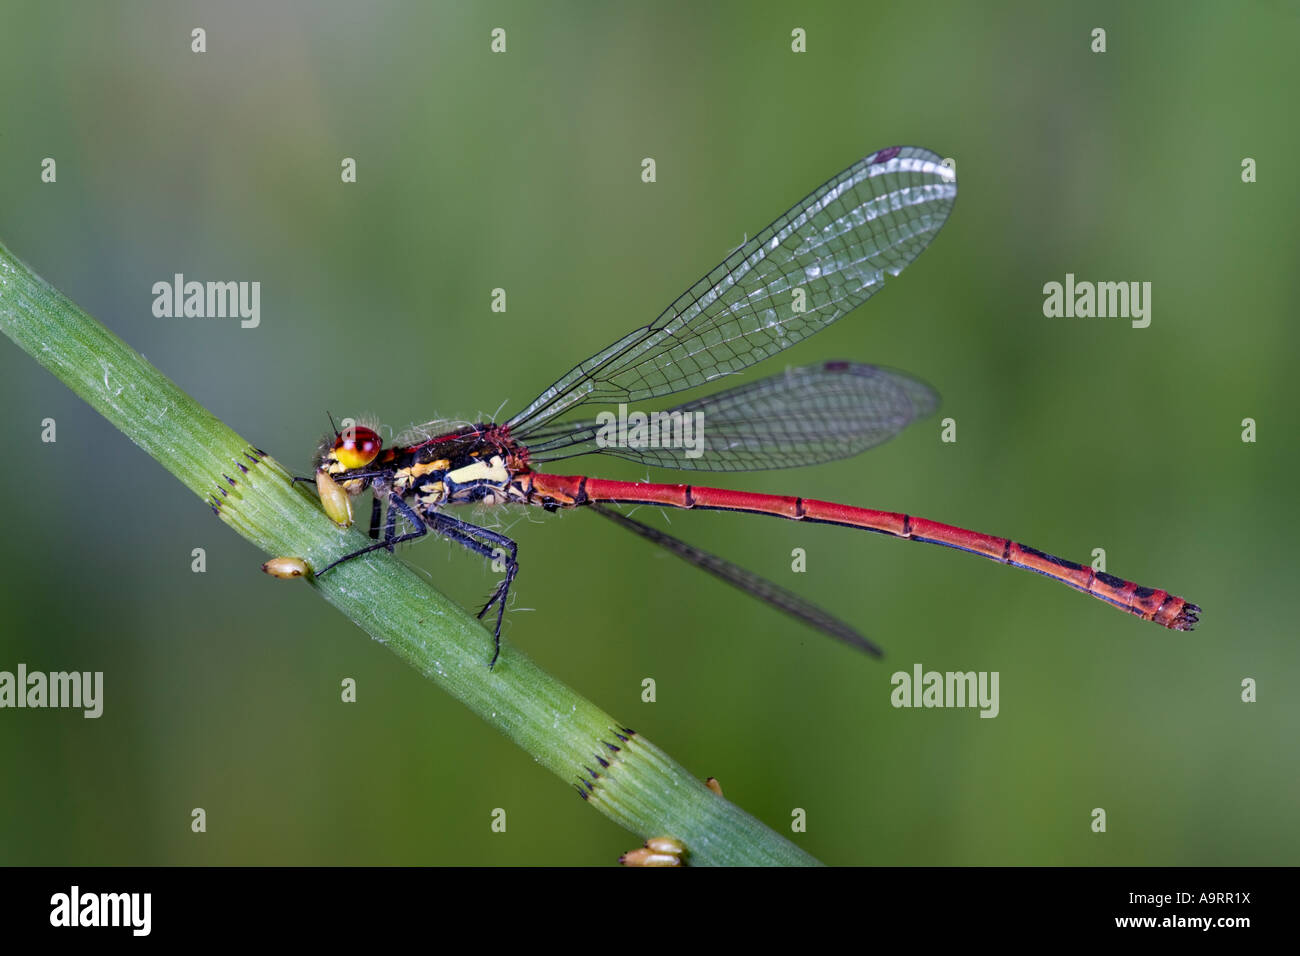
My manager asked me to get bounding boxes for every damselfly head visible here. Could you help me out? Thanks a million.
[332,424,383,470]
[313,422,384,474]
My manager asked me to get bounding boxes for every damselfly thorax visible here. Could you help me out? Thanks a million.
[318,423,531,508]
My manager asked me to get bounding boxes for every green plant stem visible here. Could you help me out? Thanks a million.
[0,240,821,866]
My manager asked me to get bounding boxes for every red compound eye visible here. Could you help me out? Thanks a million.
[334,425,382,469]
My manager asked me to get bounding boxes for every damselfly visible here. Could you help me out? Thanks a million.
[307,146,1198,666]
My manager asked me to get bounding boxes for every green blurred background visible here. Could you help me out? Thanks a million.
[1,0,1296,865]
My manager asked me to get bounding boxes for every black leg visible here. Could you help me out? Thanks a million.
[424,511,519,669]
[294,469,392,485]
[369,495,384,541]
[314,492,429,576]
[315,497,519,669]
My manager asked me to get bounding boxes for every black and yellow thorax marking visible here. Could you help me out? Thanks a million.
[391,445,514,509]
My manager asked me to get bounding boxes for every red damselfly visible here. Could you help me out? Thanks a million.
[306,146,1198,666]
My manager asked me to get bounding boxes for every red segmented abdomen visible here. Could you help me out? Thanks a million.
[520,473,1199,631]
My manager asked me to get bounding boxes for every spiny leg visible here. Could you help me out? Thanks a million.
[293,469,392,487]
[314,492,519,667]
[314,492,429,576]
[425,511,519,668]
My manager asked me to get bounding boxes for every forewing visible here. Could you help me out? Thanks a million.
[505,146,955,433]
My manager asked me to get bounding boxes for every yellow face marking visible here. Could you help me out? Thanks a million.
[446,456,509,486]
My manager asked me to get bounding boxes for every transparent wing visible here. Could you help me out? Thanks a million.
[517,361,938,472]
[505,146,955,433]
[590,503,882,657]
